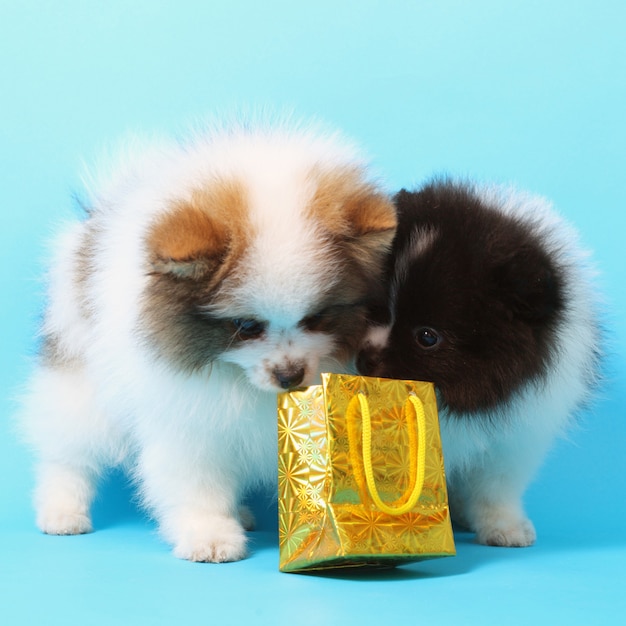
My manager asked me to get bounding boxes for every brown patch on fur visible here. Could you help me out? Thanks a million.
[40,333,71,368]
[74,223,98,320]
[39,220,98,369]
[300,292,375,364]
[147,180,250,284]
[307,167,397,237]
[298,170,398,363]
[307,168,397,275]
[141,179,252,370]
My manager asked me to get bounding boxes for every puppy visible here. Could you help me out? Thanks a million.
[17,120,397,562]
[358,179,601,547]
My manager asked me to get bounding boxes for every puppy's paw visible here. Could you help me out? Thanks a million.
[37,508,93,535]
[475,516,536,547]
[172,514,248,563]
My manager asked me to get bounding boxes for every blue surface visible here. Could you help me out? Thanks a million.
[1,1,625,624]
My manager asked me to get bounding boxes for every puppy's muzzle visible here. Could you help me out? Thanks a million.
[273,365,306,389]
[356,345,384,377]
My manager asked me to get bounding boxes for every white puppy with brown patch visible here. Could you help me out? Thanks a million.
[17,120,397,562]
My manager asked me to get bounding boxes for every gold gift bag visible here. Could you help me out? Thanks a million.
[278,373,455,572]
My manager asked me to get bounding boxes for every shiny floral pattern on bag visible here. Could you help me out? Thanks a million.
[278,374,455,572]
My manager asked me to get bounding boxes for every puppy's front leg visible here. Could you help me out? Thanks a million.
[456,427,555,547]
[464,489,537,548]
[450,463,536,547]
[137,443,248,563]
[34,460,96,535]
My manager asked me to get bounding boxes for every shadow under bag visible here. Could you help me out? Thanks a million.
[277,373,456,572]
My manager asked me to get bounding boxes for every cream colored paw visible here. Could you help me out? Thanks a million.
[171,515,248,563]
[37,508,93,535]
[476,517,536,547]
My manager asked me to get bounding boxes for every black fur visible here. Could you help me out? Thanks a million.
[359,179,566,415]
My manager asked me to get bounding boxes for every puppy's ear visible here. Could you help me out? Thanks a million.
[392,188,413,216]
[343,190,398,250]
[147,183,246,280]
[494,250,563,322]
[309,171,397,249]
[148,207,228,279]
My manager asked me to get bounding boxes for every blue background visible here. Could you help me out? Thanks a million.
[1,1,625,624]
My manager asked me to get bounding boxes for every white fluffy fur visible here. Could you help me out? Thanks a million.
[17,121,378,562]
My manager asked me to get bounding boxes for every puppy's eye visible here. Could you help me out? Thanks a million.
[233,318,266,339]
[301,310,326,332]
[300,303,360,332]
[300,305,338,332]
[415,327,441,349]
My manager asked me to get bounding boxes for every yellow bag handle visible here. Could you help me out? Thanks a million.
[346,392,426,515]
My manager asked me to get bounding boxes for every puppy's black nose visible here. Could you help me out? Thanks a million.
[274,367,306,389]
[356,347,381,376]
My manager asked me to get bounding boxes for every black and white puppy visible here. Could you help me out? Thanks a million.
[358,179,601,546]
